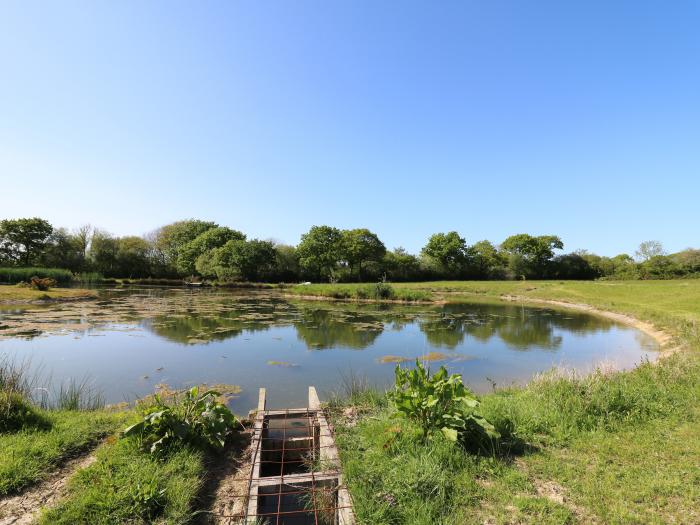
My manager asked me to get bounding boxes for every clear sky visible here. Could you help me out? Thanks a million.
[1,1,698,256]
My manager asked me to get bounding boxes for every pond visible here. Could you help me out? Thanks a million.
[0,287,659,413]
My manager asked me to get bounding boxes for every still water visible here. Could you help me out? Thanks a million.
[0,287,658,412]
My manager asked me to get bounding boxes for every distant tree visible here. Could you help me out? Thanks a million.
[550,253,598,279]
[271,244,301,282]
[610,253,640,279]
[40,228,85,272]
[196,239,276,281]
[228,239,277,281]
[635,240,665,262]
[74,224,93,260]
[152,220,218,269]
[297,226,343,281]
[340,228,386,281]
[89,230,120,276]
[500,234,563,278]
[673,248,700,275]
[472,240,507,279]
[176,227,245,276]
[639,255,677,279]
[0,217,54,266]
[421,232,469,276]
[382,247,421,281]
[116,236,152,278]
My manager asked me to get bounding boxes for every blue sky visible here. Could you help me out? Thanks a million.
[1,1,698,256]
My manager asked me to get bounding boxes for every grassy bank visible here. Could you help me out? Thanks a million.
[0,267,74,285]
[1,355,239,524]
[0,409,126,495]
[288,282,432,302]
[0,284,97,303]
[329,279,700,524]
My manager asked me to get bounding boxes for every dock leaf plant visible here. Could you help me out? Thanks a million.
[388,361,499,451]
[123,386,238,454]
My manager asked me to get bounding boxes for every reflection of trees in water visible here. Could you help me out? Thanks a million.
[138,292,615,351]
[417,303,614,352]
[293,308,382,350]
[419,313,468,349]
[143,313,272,344]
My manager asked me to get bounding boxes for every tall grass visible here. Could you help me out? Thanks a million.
[0,267,73,285]
[72,272,104,284]
[480,352,700,445]
[52,378,105,411]
[289,282,432,302]
[1,356,104,430]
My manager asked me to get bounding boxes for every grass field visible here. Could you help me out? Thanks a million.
[0,284,96,303]
[325,279,700,524]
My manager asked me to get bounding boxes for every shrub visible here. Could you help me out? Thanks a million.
[123,386,238,454]
[388,361,499,450]
[72,272,104,284]
[29,276,57,291]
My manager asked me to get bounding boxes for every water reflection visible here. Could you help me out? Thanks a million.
[0,289,622,353]
[0,287,660,410]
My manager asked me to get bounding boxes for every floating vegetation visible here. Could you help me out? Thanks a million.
[378,355,411,364]
[419,351,449,362]
[266,360,299,368]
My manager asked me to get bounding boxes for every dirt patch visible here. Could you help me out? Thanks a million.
[0,448,100,525]
[514,459,599,524]
[196,430,253,525]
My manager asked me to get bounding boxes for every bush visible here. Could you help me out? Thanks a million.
[388,361,499,450]
[123,386,239,454]
[0,267,73,285]
[29,276,57,291]
[72,272,104,284]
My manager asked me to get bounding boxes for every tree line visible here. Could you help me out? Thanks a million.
[1,217,698,282]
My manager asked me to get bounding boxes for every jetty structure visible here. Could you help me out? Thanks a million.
[241,386,355,524]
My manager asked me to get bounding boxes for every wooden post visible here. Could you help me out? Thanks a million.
[246,388,266,524]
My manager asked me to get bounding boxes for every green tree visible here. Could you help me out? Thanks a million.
[272,244,301,282]
[89,230,119,276]
[40,228,85,272]
[297,226,343,281]
[673,249,700,275]
[382,247,421,281]
[500,233,563,278]
[472,240,507,279]
[116,236,152,278]
[0,217,54,266]
[196,239,276,281]
[152,220,218,270]
[421,231,469,276]
[340,228,386,281]
[176,227,245,276]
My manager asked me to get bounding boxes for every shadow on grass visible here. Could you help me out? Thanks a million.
[193,427,252,524]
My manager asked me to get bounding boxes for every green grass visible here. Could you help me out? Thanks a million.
[330,279,700,524]
[0,283,96,302]
[0,409,126,495]
[287,282,432,302]
[39,438,205,525]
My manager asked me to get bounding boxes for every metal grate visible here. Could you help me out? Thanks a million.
[211,388,354,524]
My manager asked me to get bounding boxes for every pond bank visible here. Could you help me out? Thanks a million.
[0,285,96,304]
[328,281,700,523]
